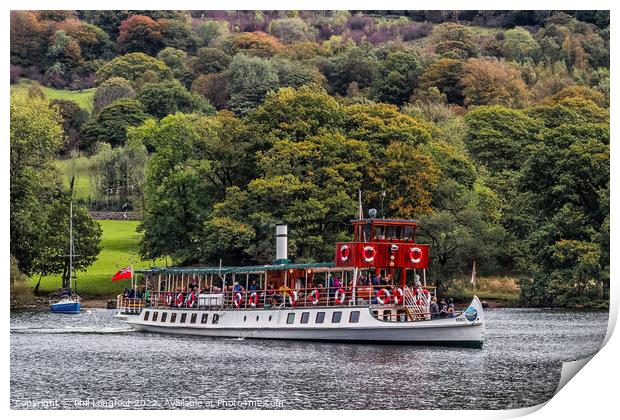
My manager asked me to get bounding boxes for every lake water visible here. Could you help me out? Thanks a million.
[10,308,608,410]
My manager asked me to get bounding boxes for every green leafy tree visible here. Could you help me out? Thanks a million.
[190,47,232,75]
[95,52,173,87]
[80,98,148,148]
[93,77,135,113]
[415,58,465,105]
[431,22,479,59]
[502,27,540,62]
[373,50,423,105]
[226,54,280,115]
[329,45,379,94]
[136,79,215,119]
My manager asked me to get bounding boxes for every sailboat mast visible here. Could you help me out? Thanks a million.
[69,201,73,290]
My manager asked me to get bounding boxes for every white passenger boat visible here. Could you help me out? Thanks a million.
[116,215,485,347]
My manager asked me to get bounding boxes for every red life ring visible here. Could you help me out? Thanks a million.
[340,245,351,262]
[233,292,243,308]
[362,246,376,263]
[175,293,184,307]
[409,247,422,264]
[288,290,299,307]
[309,289,320,305]
[249,292,259,308]
[393,288,404,305]
[377,288,391,304]
[186,292,196,308]
[334,288,346,305]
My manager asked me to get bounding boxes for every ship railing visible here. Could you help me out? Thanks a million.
[139,286,437,311]
[116,295,144,314]
[403,286,432,321]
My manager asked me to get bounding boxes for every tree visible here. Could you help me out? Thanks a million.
[11,94,101,283]
[117,15,162,55]
[159,18,200,52]
[219,32,283,58]
[542,85,608,108]
[271,58,324,89]
[156,47,193,86]
[93,77,135,113]
[136,79,215,119]
[195,20,229,46]
[49,99,89,152]
[502,27,539,62]
[45,30,83,77]
[57,18,113,61]
[95,52,173,87]
[226,54,280,115]
[268,17,317,44]
[191,73,230,109]
[190,47,232,75]
[10,11,48,67]
[373,50,423,105]
[431,22,478,59]
[460,58,529,107]
[80,98,148,148]
[248,85,344,140]
[329,45,379,94]
[415,58,465,105]
[464,105,543,172]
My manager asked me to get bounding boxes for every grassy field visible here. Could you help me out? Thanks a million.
[445,276,521,304]
[29,220,167,297]
[11,78,95,111]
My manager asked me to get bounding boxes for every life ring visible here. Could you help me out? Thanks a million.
[362,246,376,263]
[309,289,320,305]
[186,292,196,308]
[165,293,173,306]
[175,293,184,307]
[409,247,422,264]
[233,292,243,308]
[340,245,351,262]
[249,292,259,308]
[288,290,299,307]
[393,288,404,305]
[377,288,391,305]
[334,288,346,305]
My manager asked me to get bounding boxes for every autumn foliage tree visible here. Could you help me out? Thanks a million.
[117,15,162,55]
[460,58,529,107]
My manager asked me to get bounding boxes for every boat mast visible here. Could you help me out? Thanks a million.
[69,200,74,290]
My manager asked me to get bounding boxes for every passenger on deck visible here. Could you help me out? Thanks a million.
[233,282,244,293]
[248,280,259,292]
[439,298,448,318]
[447,298,456,317]
[429,297,439,319]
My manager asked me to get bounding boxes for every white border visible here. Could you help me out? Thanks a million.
[3,1,617,419]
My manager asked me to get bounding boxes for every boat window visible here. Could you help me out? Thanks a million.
[152,311,159,322]
[397,310,407,322]
[373,225,385,240]
[212,314,219,324]
[190,313,197,324]
[143,311,150,321]
[300,312,310,324]
[287,313,295,324]
[256,316,260,322]
[161,312,168,322]
[403,226,414,241]
[332,311,342,323]
[269,315,272,322]
[180,313,187,323]
[171,313,177,323]
[316,312,325,323]
[349,311,360,323]
[243,315,247,322]
[362,223,372,242]
[385,226,400,240]
[201,314,208,324]
[382,310,391,321]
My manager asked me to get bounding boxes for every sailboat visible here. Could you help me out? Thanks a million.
[50,201,81,314]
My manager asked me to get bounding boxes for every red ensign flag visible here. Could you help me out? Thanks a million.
[111,266,133,282]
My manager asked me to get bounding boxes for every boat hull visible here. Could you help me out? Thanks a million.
[123,296,485,348]
[50,301,81,314]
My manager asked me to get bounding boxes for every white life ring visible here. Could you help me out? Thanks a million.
[334,288,346,305]
[288,290,299,306]
[340,245,351,262]
[249,292,259,308]
[309,289,320,305]
[233,292,243,308]
[409,247,422,264]
[377,288,391,304]
[362,246,376,263]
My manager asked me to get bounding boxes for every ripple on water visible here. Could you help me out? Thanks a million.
[10,307,608,410]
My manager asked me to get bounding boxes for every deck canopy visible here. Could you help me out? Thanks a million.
[136,261,336,276]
